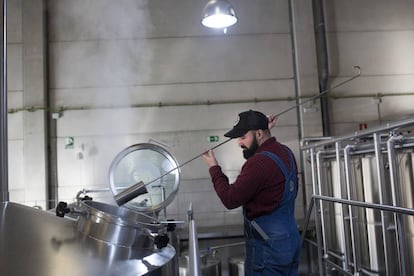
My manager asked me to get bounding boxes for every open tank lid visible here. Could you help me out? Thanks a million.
[109,143,180,213]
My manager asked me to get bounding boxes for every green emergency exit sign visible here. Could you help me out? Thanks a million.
[207,136,219,142]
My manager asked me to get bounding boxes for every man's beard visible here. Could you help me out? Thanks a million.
[242,136,259,160]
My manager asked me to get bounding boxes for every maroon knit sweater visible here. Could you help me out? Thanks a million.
[208,137,298,220]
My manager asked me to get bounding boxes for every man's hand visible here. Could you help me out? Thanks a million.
[267,114,278,129]
[202,150,218,168]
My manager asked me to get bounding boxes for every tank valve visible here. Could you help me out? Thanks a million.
[154,234,170,249]
[56,201,71,217]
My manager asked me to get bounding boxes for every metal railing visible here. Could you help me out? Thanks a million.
[301,117,414,276]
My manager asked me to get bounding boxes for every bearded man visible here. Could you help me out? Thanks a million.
[202,110,301,276]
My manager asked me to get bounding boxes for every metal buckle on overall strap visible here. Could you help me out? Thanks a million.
[250,220,269,241]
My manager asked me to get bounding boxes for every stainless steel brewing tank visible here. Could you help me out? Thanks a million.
[0,143,183,276]
[0,201,176,276]
[74,200,164,247]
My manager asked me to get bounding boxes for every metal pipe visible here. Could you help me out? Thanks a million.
[373,132,391,276]
[334,141,349,271]
[386,135,409,275]
[312,195,414,216]
[359,266,381,276]
[302,116,414,150]
[287,0,308,255]
[11,91,414,115]
[310,139,414,160]
[187,203,201,276]
[301,136,333,147]
[316,151,329,263]
[300,195,314,246]
[324,259,354,276]
[343,145,359,273]
[314,0,331,136]
[0,0,8,202]
[310,148,325,276]
[326,250,345,261]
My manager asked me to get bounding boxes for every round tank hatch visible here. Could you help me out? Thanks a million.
[109,143,180,213]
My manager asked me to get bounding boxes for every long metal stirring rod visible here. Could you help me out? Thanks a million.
[117,66,361,204]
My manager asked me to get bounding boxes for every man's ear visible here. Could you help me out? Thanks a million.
[256,129,264,140]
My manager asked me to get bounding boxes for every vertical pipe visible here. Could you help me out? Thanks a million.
[310,148,326,276]
[0,0,8,203]
[343,145,359,273]
[386,136,408,276]
[314,0,330,136]
[188,203,201,276]
[287,1,311,271]
[44,7,59,210]
[316,151,328,264]
[373,133,390,275]
[334,141,349,271]
[287,0,308,227]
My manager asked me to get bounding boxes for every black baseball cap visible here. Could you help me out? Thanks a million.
[224,110,268,138]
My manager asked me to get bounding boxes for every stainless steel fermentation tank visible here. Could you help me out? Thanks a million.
[0,201,177,276]
[0,143,182,275]
[302,117,414,276]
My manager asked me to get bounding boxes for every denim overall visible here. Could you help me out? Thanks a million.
[243,148,301,276]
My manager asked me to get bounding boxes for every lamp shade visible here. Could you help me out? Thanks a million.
[201,0,238,29]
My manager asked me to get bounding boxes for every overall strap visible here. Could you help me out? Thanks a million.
[260,147,297,201]
[260,148,295,180]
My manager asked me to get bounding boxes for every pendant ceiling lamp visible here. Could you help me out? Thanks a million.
[201,0,238,29]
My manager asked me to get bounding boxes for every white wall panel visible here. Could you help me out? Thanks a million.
[380,96,414,120]
[330,97,379,122]
[52,79,295,107]
[8,91,23,109]
[8,0,22,43]
[325,0,414,32]
[6,0,24,207]
[49,35,292,88]
[55,102,298,137]
[328,31,414,76]
[22,114,47,204]
[7,112,23,140]
[7,44,23,91]
[324,0,414,137]
[9,190,25,204]
[8,140,24,190]
[326,75,414,96]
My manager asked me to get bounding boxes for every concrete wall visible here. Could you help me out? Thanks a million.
[8,0,48,208]
[324,0,414,134]
[5,0,414,230]
[45,0,300,228]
